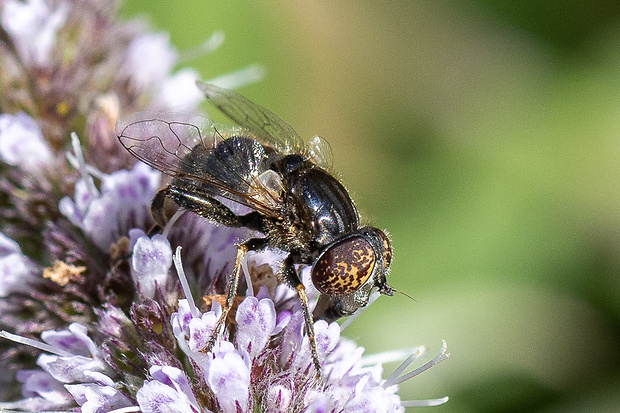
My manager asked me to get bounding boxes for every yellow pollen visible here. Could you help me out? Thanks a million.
[43,260,86,286]
[56,101,70,116]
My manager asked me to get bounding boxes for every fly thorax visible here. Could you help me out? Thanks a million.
[248,169,284,208]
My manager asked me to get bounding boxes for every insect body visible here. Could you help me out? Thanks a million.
[118,83,393,378]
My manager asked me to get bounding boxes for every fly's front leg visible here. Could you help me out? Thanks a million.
[283,253,323,380]
[203,237,268,354]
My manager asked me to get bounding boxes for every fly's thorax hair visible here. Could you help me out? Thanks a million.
[262,216,314,254]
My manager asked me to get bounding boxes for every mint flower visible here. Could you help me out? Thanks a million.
[0,0,448,411]
[0,112,54,173]
[1,0,67,67]
[0,231,39,297]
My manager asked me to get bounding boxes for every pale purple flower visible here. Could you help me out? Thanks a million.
[142,365,200,409]
[187,313,217,352]
[304,320,340,366]
[2,370,73,411]
[156,68,205,112]
[137,369,201,413]
[65,382,134,413]
[122,32,178,92]
[59,162,160,251]
[0,323,122,411]
[130,232,173,299]
[40,323,100,358]
[0,1,447,411]
[0,112,53,173]
[1,0,67,67]
[207,345,252,413]
[235,293,276,357]
[171,298,217,364]
[0,232,38,297]
[36,324,109,384]
[18,369,68,402]
[266,384,294,411]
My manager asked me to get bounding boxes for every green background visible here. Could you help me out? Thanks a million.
[122,1,620,411]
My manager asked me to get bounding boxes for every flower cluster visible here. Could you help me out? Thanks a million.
[0,0,448,411]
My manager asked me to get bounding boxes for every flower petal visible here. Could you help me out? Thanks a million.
[207,349,251,413]
[131,234,172,298]
[0,112,53,172]
[66,383,134,413]
[136,379,199,413]
[235,295,276,357]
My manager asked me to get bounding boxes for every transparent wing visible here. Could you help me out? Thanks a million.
[117,111,284,217]
[117,112,211,173]
[306,135,333,171]
[197,82,304,154]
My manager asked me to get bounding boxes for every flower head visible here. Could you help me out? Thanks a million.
[0,0,447,411]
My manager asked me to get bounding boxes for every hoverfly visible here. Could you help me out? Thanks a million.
[117,82,393,378]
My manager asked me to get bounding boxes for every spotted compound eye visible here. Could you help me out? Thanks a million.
[311,236,376,295]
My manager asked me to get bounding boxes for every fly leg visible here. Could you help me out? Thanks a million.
[150,184,264,231]
[150,184,270,351]
[283,252,322,380]
[150,187,170,229]
[203,237,268,353]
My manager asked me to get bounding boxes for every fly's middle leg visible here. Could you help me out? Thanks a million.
[202,237,268,354]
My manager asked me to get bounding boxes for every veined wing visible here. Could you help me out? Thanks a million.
[197,82,304,155]
[117,112,209,172]
[117,111,284,217]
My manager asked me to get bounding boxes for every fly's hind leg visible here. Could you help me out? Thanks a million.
[150,184,264,232]
[203,237,268,353]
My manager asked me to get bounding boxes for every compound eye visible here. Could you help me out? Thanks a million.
[312,236,376,295]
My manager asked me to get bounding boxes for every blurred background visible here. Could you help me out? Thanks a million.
[123,1,620,411]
